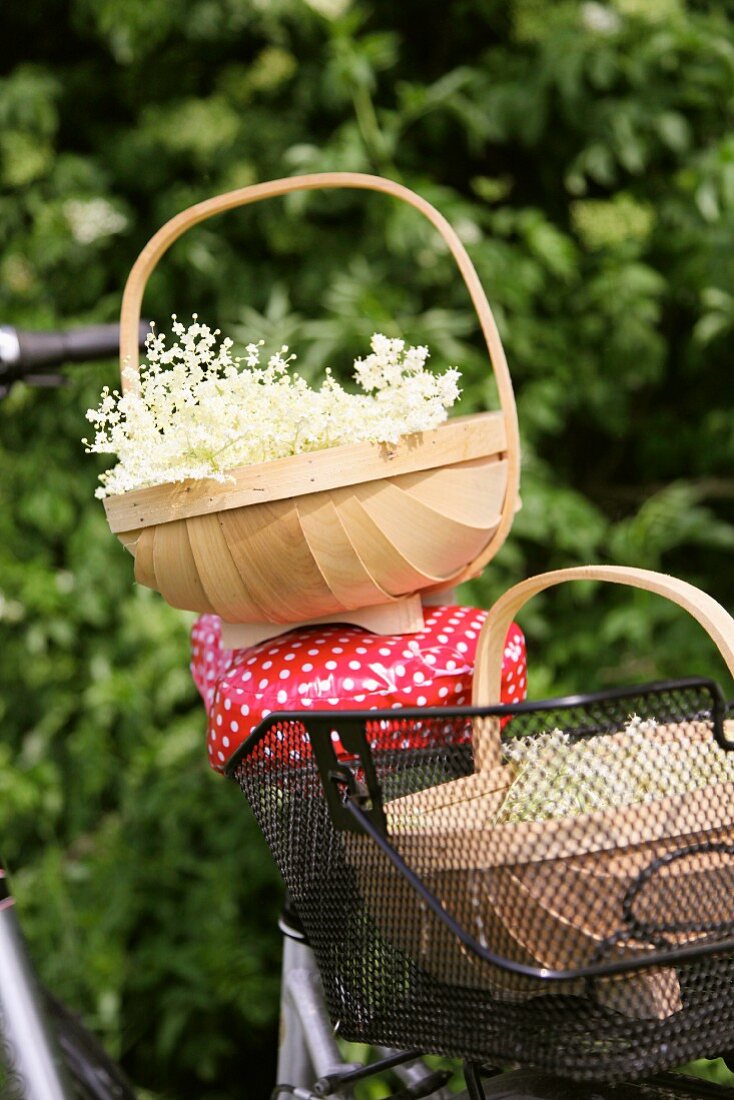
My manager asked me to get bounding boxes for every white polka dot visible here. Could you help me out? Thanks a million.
[332,646,343,654]
[356,646,367,654]
[457,696,466,704]
[217,751,225,761]
[242,671,252,682]
[216,714,222,726]
[208,744,213,754]
[438,634,448,643]
[285,653,296,662]
[262,708,271,717]
[364,679,379,690]
[414,671,425,684]
[301,663,313,673]
[240,703,250,715]
[297,683,309,695]
[224,698,231,710]
[303,699,313,706]
[507,684,516,696]
[417,695,427,706]
[331,730,340,742]
[457,642,468,654]
[222,736,230,748]
[446,660,456,671]
[348,660,361,671]
[454,682,463,692]
[259,678,269,689]
[438,686,449,698]
[325,660,337,670]
[277,690,288,703]
[379,647,391,657]
[354,694,366,703]
[308,649,319,656]
[343,677,355,690]
[396,665,406,677]
[279,669,290,680]
[292,641,303,649]
[424,654,437,665]
[210,729,216,740]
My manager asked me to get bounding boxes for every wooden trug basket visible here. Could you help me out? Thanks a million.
[103,173,520,644]
[366,566,734,1020]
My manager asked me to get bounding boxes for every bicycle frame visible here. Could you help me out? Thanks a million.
[276,904,456,1098]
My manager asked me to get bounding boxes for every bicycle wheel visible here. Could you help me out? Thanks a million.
[0,988,136,1100]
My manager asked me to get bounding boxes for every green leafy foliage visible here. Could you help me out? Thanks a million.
[2,1,734,1094]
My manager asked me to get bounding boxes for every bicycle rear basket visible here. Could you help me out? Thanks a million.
[230,681,734,1083]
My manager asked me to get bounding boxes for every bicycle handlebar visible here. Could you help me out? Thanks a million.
[0,322,149,389]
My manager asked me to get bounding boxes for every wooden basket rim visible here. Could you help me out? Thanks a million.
[104,410,506,534]
[390,729,734,870]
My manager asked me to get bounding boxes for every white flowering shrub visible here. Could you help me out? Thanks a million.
[84,318,461,498]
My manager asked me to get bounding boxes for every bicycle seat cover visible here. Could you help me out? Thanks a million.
[192,607,526,772]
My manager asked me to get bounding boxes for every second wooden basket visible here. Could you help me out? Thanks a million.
[352,566,734,1020]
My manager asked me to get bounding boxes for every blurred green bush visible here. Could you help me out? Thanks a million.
[2,0,734,1095]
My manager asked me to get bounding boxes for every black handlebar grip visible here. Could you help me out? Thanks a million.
[12,322,149,370]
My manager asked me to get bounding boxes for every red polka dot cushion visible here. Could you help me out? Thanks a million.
[192,607,527,772]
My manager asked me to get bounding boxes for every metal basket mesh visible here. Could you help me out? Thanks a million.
[231,681,734,1082]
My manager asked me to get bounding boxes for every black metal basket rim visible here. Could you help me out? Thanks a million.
[225,675,727,775]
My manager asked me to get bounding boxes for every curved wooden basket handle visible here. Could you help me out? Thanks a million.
[118,172,520,568]
[471,565,734,771]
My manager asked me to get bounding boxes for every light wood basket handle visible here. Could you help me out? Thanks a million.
[471,565,734,771]
[118,172,520,568]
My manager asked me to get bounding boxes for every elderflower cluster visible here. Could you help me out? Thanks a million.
[497,715,734,823]
[84,319,461,499]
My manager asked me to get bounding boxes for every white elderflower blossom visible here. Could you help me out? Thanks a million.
[84,321,462,498]
[302,0,351,19]
[497,716,734,823]
[580,3,621,35]
[64,198,128,245]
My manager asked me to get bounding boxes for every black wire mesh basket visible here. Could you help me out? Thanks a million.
[230,678,734,1083]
